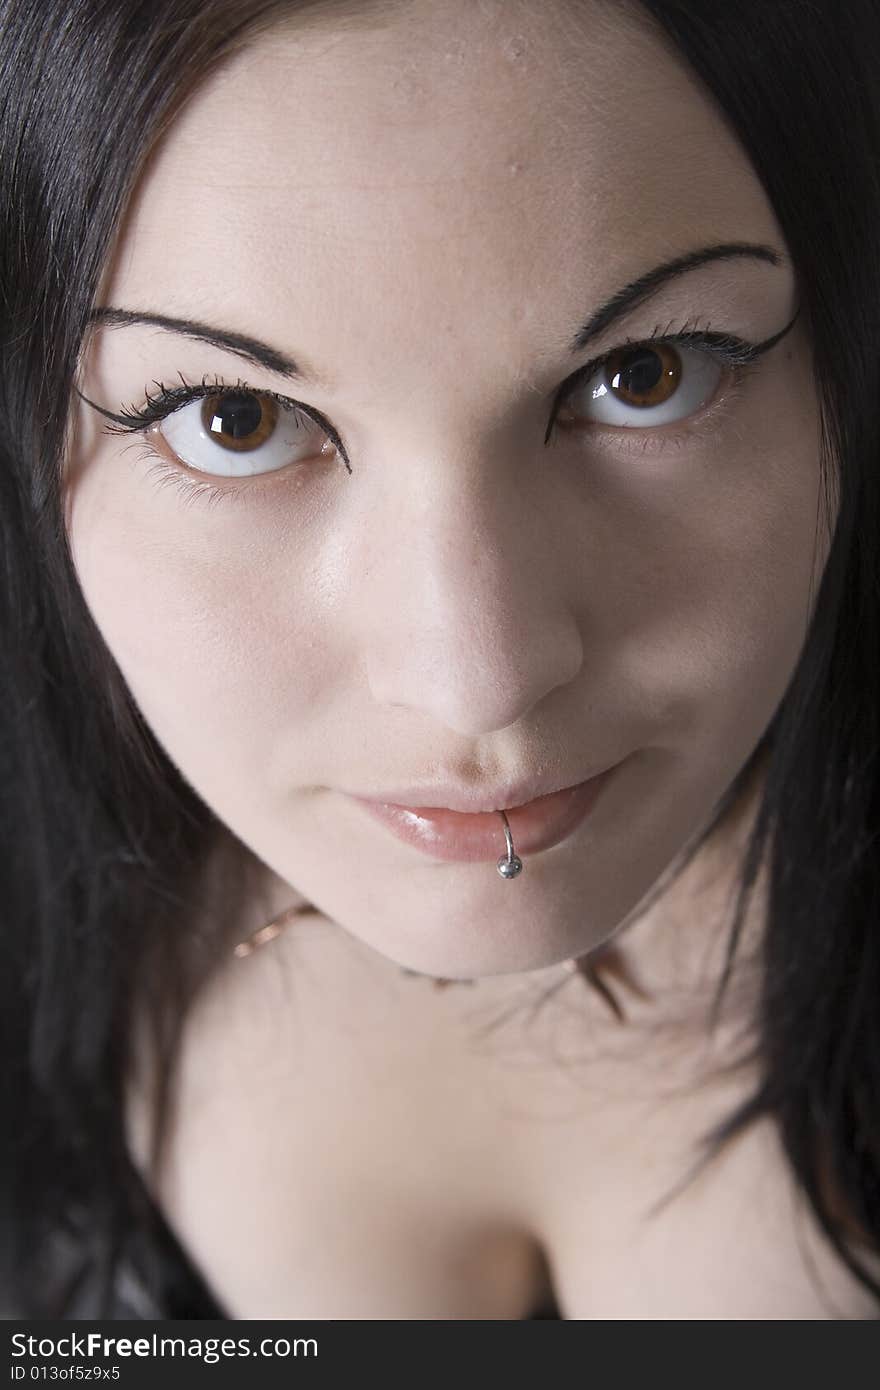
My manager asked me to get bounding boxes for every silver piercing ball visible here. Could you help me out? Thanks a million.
[496,809,523,878]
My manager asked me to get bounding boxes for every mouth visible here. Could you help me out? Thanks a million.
[347,764,619,863]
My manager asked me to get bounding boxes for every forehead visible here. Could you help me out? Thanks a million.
[97,0,786,401]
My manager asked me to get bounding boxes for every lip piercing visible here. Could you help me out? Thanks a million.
[496,809,523,878]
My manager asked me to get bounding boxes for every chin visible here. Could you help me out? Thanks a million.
[360,901,608,982]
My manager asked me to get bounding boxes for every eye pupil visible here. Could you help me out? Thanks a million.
[606,343,681,408]
[201,390,277,451]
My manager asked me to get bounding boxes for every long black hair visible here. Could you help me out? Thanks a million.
[2,0,880,1318]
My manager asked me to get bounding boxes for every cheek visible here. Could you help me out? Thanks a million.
[612,426,824,755]
[66,480,331,788]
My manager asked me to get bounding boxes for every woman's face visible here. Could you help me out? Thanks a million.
[66,0,826,980]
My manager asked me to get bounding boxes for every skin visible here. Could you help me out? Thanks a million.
[65,0,829,1019]
[61,0,878,1321]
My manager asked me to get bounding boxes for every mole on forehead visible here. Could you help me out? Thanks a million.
[260,0,605,81]
[379,29,535,103]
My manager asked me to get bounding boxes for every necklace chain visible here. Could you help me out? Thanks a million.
[230,900,637,1014]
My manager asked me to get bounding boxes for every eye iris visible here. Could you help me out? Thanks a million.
[605,343,681,409]
[200,391,277,451]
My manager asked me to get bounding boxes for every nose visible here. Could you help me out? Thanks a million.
[361,449,584,736]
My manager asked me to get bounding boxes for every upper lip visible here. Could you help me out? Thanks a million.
[346,761,619,814]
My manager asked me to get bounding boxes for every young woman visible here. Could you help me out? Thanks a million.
[3,0,880,1319]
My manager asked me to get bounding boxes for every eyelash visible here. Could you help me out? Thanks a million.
[101,319,767,510]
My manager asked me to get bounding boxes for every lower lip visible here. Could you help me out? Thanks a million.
[348,766,618,863]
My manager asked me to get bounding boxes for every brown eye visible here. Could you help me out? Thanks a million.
[199,390,278,452]
[159,390,331,477]
[560,339,724,431]
[603,342,682,410]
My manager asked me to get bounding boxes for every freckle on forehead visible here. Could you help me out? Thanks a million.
[501,33,529,64]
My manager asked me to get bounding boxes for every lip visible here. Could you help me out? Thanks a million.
[347,764,618,863]
[347,762,620,815]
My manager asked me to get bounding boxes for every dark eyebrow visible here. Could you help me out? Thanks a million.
[85,305,307,383]
[87,240,786,385]
[569,240,785,350]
